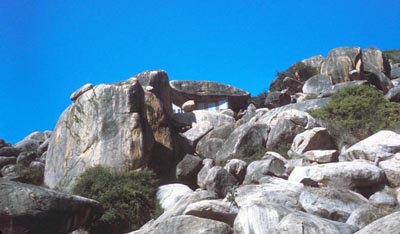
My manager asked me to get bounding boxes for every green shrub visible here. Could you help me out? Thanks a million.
[72,166,159,233]
[248,89,268,108]
[270,62,318,91]
[383,49,400,64]
[309,85,400,139]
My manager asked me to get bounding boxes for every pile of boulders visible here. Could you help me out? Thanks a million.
[0,130,51,185]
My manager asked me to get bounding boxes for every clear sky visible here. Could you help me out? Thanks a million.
[1,0,399,143]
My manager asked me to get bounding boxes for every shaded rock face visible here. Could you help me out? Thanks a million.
[385,86,400,101]
[283,77,303,93]
[175,154,203,189]
[0,179,103,234]
[264,91,291,109]
[136,70,173,117]
[215,123,269,162]
[362,48,391,77]
[45,79,153,192]
[196,123,235,159]
[144,91,174,180]
[170,80,250,112]
[321,47,363,84]
[265,109,317,150]
[204,166,238,198]
[355,211,400,234]
[0,131,51,185]
[379,153,400,187]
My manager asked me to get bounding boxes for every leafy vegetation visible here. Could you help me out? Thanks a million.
[383,49,400,64]
[72,165,159,234]
[309,85,400,139]
[270,62,318,91]
[248,89,268,108]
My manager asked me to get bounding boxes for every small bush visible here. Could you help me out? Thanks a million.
[309,85,400,139]
[270,62,318,91]
[248,89,268,108]
[72,166,159,234]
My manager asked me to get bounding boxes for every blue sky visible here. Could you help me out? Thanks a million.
[1,0,399,143]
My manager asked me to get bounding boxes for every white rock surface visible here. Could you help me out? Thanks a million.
[288,161,385,189]
[342,130,400,162]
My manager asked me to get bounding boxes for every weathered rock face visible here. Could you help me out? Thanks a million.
[197,158,215,189]
[299,187,369,222]
[391,67,400,79]
[302,74,332,94]
[175,154,203,188]
[224,159,247,184]
[264,91,291,109]
[266,109,317,150]
[302,55,326,73]
[243,157,285,184]
[152,189,217,228]
[157,184,193,212]
[346,205,391,229]
[173,110,235,128]
[364,71,393,94]
[254,99,328,125]
[136,70,173,117]
[204,166,238,198]
[379,153,400,187]
[290,127,336,156]
[183,199,238,226]
[385,86,400,101]
[235,177,304,209]
[144,91,174,179]
[0,179,103,234]
[355,211,400,234]
[45,78,153,192]
[196,123,235,159]
[321,80,370,97]
[274,211,359,234]
[303,150,339,163]
[362,48,391,77]
[283,77,303,93]
[233,202,291,234]
[142,215,233,234]
[170,80,250,113]
[181,121,213,148]
[341,130,400,162]
[215,123,269,162]
[288,161,385,189]
[321,47,363,84]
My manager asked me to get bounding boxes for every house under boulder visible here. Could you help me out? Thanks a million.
[170,80,250,113]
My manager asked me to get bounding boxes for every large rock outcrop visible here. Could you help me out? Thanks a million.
[321,47,363,84]
[0,179,103,234]
[45,78,154,192]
